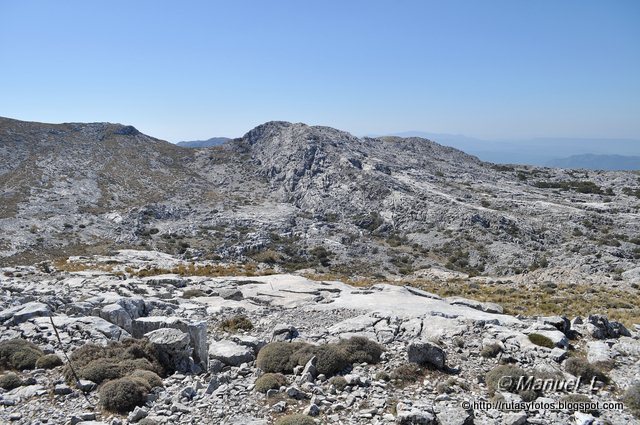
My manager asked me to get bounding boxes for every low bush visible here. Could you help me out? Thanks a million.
[624,382,640,418]
[0,339,44,370]
[337,336,384,364]
[480,343,503,358]
[254,373,286,393]
[219,315,253,332]
[528,333,555,349]
[256,342,308,374]
[274,414,316,425]
[76,359,125,385]
[390,363,424,384]
[290,344,350,376]
[0,372,23,390]
[130,369,164,388]
[485,365,527,394]
[564,357,609,384]
[99,377,148,413]
[35,354,63,369]
[329,376,348,391]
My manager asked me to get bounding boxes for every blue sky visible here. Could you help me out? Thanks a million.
[1,0,639,142]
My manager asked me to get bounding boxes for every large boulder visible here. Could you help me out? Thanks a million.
[132,316,208,371]
[6,302,51,325]
[585,315,630,339]
[99,304,132,332]
[146,328,192,373]
[407,340,446,370]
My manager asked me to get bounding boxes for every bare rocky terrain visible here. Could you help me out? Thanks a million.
[1,117,640,424]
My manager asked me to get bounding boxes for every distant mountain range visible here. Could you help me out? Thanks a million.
[547,154,640,171]
[177,137,230,148]
[381,131,640,170]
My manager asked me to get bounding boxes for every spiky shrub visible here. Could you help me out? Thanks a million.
[0,372,23,390]
[390,363,424,384]
[329,376,348,391]
[219,315,254,332]
[624,382,640,418]
[289,344,350,376]
[337,336,384,364]
[256,342,309,374]
[254,372,287,393]
[564,357,609,384]
[0,339,44,370]
[99,377,149,413]
[35,354,63,369]
[75,360,125,385]
[485,364,527,394]
[274,414,316,425]
[480,343,503,358]
[528,333,555,349]
[130,369,164,389]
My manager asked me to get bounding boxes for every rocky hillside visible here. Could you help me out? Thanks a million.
[1,118,640,290]
[0,251,638,424]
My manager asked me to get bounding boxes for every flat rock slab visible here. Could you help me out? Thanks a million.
[208,340,255,366]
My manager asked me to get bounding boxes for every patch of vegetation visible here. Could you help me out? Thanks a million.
[64,338,164,388]
[354,211,384,232]
[0,372,23,390]
[35,354,63,369]
[624,382,640,418]
[256,337,383,377]
[480,343,503,358]
[274,414,316,425]
[254,372,287,393]
[130,369,164,388]
[623,187,640,199]
[329,376,348,391]
[0,338,45,371]
[534,180,603,194]
[485,364,527,394]
[390,363,425,385]
[219,315,253,332]
[528,333,555,349]
[564,357,609,384]
[99,377,149,413]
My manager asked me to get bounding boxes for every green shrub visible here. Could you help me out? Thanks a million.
[65,338,164,383]
[624,382,640,418]
[337,337,384,364]
[0,372,23,390]
[219,315,253,332]
[130,369,164,388]
[375,371,390,381]
[0,339,44,370]
[329,375,348,391]
[480,343,503,358]
[485,365,527,394]
[528,333,555,349]
[565,357,609,384]
[99,377,148,413]
[274,414,316,425]
[76,359,125,384]
[560,394,598,415]
[290,344,350,376]
[256,342,308,374]
[390,363,424,384]
[34,354,63,369]
[254,372,287,393]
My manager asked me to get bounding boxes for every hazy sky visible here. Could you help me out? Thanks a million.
[1,1,639,142]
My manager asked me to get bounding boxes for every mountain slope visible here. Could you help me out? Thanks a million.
[177,137,230,148]
[1,118,639,287]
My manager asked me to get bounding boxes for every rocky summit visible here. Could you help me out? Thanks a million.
[0,117,640,424]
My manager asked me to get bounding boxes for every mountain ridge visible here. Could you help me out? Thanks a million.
[1,117,639,289]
